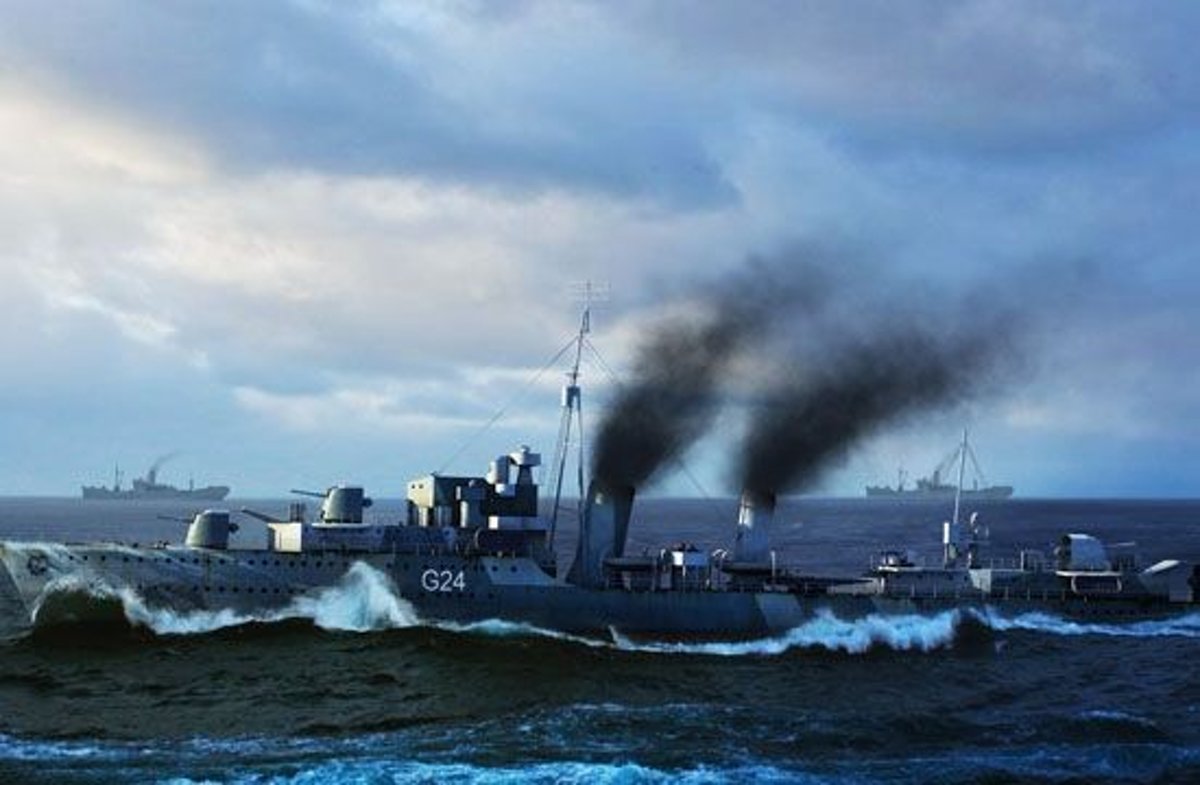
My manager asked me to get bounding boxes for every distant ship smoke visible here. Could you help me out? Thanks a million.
[590,259,827,490]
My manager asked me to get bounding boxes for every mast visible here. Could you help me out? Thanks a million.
[546,288,594,551]
[952,428,968,526]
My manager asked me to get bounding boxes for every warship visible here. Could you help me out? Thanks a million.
[866,432,1014,499]
[2,310,1196,638]
[82,454,230,501]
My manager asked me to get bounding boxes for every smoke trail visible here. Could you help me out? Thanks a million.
[738,298,1015,496]
[591,260,826,490]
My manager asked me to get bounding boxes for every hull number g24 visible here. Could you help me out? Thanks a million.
[421,569,466,593]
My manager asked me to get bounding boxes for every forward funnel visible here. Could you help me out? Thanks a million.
[566,480,635,588]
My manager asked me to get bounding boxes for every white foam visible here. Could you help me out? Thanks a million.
[437,608,965,657]
[31,561,419,636]
[438,618,611,648]
[980,608,1200,639]
[284,562,420,632]
[607,608,966,656]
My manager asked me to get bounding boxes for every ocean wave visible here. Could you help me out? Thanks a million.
[980,608,1200,639]
[433,606,1200,655]
[0,731,817,785]
[197,760,812,785]
[436,618,613,648]
[29,562,418,635]
[3,732,1199,785]
[609,608,966,656]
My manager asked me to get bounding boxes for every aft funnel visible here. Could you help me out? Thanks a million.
[733,490,776,564]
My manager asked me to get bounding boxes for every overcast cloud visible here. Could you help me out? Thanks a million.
[1,0,1198,497]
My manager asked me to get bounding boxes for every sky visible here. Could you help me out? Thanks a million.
[1,0,1199,498]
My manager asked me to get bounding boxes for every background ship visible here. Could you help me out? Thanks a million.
[866,431,1014,499]
[82,453,230,501]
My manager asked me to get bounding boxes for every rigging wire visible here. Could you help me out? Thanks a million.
[433,336,578,475]
[436,320,718,500]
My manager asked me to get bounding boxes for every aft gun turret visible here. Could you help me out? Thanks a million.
[160,510,239,550]
[291,487,373,524]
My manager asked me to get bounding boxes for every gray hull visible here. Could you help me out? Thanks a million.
[0,541,1187,639]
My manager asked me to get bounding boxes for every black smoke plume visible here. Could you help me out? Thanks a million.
[737,298,1017,497]
[590,260,827,490]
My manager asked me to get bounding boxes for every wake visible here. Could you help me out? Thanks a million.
[980,608,1200,639]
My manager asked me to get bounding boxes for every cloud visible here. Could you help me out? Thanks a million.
[0,0,735,207]
[2,2,1200,495]
[608,0,1200,151]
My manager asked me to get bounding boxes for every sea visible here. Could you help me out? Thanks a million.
[1,495,1199,784]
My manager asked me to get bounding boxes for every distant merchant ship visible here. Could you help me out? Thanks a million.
[82,453,230,501]
[866,432,1013,500]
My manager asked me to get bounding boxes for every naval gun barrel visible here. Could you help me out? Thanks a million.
[240,507,282,524]
[289,489,327,499]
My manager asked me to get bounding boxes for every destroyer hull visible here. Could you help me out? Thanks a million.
[0,541,1189,639]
